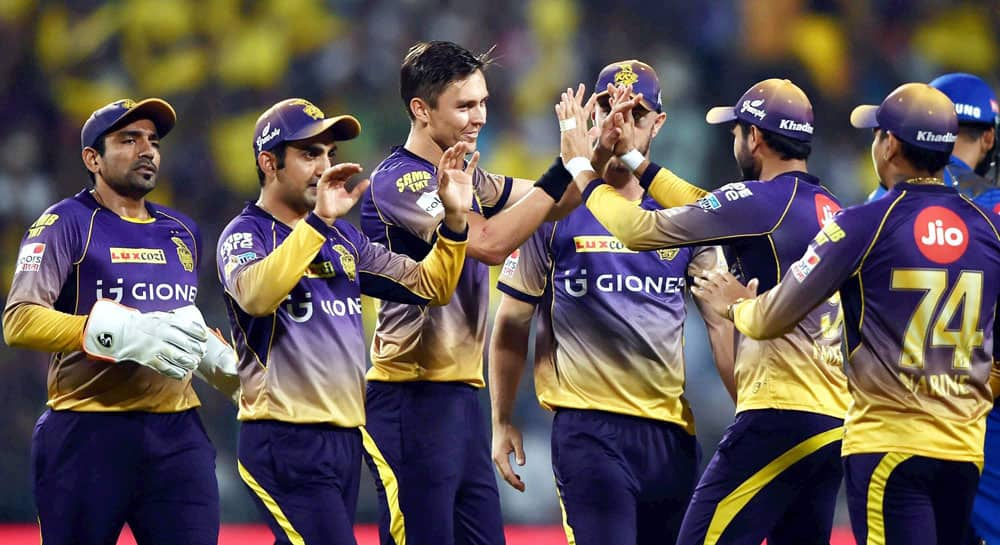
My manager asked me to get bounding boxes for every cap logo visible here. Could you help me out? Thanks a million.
[289,99,324,120]
[915,130,956,144]
[955,103,982,119]
[779,119,814,134]
[991,99,998,114]
[614,64,639,87]
[117,99,137,110]
[256,121,281,152]
[740,99,767,120]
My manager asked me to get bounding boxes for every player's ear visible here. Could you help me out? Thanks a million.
[410,97,431,124]
[257,151,276,179]
[883,131,901,163]
[649,111,668,139]
[981,126,995,154]
[81,147,101,175]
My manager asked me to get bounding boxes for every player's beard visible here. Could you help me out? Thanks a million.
[974,144,996,177]
[736,138,761,181]
[104,161,157,200]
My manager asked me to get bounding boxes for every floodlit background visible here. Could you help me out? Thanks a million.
[0,0,997,542]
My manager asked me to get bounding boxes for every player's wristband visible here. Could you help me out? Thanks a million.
[565,157,595,179]
[533,156,573,202]
[619,148,644,171]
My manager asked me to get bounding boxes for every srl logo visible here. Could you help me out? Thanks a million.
[913,206,967,264]
[814,194,840,227]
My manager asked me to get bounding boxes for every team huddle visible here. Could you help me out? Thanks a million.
[3,40,999,545]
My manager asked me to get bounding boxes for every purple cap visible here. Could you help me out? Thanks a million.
[81,98,176,150]
[594,60,662,113]
[850,83,959,153]
[253,98,361,154]
[705,79,815,142]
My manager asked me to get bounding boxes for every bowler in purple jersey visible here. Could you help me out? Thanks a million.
[2,99,237,545]
[359,41,583,545]
[490,60,734,545]
[220,98,473,545]
[565,79,850,545]
[695,83,1000,545]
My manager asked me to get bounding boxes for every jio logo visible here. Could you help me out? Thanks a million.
[913,206,968,264]
[814,193,840,227]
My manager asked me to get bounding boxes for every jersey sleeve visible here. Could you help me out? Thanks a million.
[218,214,326,316]
[642,162,711,207]
[473,168,514,218]
[3,207,88,351]
[496,222,553,305]
[583,178,783,251]
[368,164,448,244]
[347,222,468,306]
[732,206,876,339]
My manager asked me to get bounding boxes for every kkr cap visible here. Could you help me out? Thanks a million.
[253,98,362,155]
[705,78,815,142]
[595,60,663,113]
[850,83,959,153]
[81,98,176,150]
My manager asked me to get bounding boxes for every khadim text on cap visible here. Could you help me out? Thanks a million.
[705,78,815,142]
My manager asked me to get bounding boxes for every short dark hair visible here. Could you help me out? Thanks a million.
[958,122,995,142]
[737,120,811,160]
[898,136,951,173]
[87,135,107,184]
[400,41,495,120]
[256,143,287,185]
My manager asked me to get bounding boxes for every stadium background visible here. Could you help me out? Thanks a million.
[0,1,996,543]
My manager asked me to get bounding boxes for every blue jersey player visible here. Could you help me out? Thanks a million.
[695,82,1000,545]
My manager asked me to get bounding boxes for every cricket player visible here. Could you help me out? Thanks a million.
[692,82,1000,545]
[561,79,851,545]
[220,98,472,545]
[2,98,236,545]
[358,41,580,545]
[490,60,734,545]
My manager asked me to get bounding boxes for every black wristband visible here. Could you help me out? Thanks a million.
[533,156,573,202]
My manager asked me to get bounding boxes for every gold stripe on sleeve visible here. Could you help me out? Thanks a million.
[2,303,87,353]
[230,220,326,316]
[237,460,305,545]
[647,167,709,207]
[409,227,468,305]
[585,185,664,251]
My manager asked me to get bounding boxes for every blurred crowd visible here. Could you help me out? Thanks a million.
[0,0,997,525]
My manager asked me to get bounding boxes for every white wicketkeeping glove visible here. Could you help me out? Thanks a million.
[83,300,208,380]
[172,305,241,404]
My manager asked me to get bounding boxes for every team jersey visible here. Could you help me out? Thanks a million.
[360,146,513,386]
[583,164,851,418]
[498,194,724,431]
[4,189,203,412]
[868,156,1000,215]
[733,181,1000,462]
[218,204,467,427]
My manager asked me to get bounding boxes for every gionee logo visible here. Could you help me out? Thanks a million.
[913,206,968,264]
[110,248,167,264]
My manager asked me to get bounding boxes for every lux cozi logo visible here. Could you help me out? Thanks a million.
[573,236,636,253]
[110,248,167,264]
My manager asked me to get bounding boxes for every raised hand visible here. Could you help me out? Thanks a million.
[313,163,369,224]
[556,83,595,162]
[690,268,760,320]
[436,143,475,232]
[606,83,644,155]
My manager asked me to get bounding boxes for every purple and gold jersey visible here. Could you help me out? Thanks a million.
[498,196,723,430]
[360,146,513,386]
[734,181,1000,462]
[218,203,466,427]
[4,190,202,412]
[583,165,851,418]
